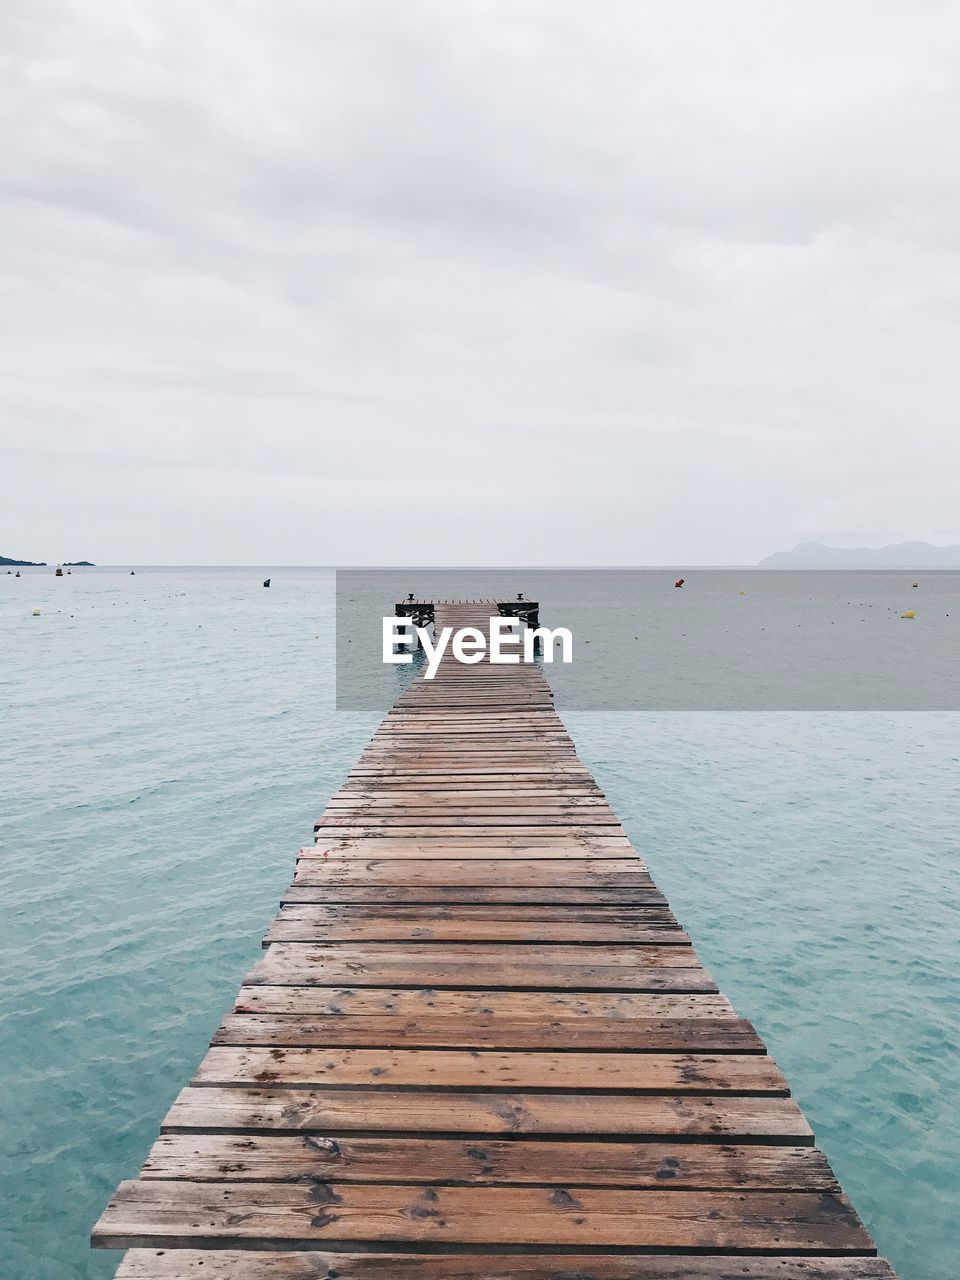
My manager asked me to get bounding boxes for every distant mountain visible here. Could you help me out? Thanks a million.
[760,541,960,568]
[64,561,95,567]
[1,554,46,566]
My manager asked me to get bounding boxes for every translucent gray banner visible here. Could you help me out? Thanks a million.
[335,568,960,711]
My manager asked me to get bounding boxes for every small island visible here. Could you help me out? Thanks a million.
[1,555,96,567]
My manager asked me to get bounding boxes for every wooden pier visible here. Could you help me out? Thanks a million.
[94,601,897,1278]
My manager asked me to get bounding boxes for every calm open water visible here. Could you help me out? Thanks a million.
[1,567,957,1279]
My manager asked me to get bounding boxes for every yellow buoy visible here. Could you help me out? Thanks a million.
[901,609,916,619]
[32,607,41,616]
[739,590,746,596]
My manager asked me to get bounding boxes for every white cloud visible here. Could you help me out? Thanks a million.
[2,0,959,563]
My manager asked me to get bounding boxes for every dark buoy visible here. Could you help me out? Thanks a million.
[407,592,415,601]
[263,578,271,588]
[130,570,135,576]
[55,565,63,577]
[675,577,685,588]
[517,592,524,601]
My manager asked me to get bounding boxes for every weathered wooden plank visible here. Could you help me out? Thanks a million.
[335,785,606,795]
[316,820,626,833]
[213,1013,764,1053]
[353,747,578,757]
[245,945,714,993]
[114,1252,898,1280]
[245,965,713,993]
[263,921,688,944]
[281,885,669,906]
[324,789,598,797]
[362,741,576,749]
[230,987,740,1019]
[307,842,634,860]
[142,1132,836,1189]
[94,1181,873,1252]
[343,768,595,779]
[272,903,681,922]
[320,800,616,811]
[255,942,699,967]
[163,1086,814,1140]
[292,861,653,886]
[321,795,613,807]
[303,838,638,848]
[302,843,637,860]
[262,909,687,945]
[192,1047,788,1093]
[262,921,687,944]
[318,811,619,824]
[246,942,707,993]
[360,732,566,740]
[311,831,631,847]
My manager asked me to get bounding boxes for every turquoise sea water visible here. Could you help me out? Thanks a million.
[1,568,957,1279]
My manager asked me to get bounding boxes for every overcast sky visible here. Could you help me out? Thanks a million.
[2,1,959,565]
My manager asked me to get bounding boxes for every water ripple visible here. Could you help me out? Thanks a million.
[1,569,957,1279]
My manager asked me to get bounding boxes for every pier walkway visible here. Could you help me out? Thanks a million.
[94,601,897,1278]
